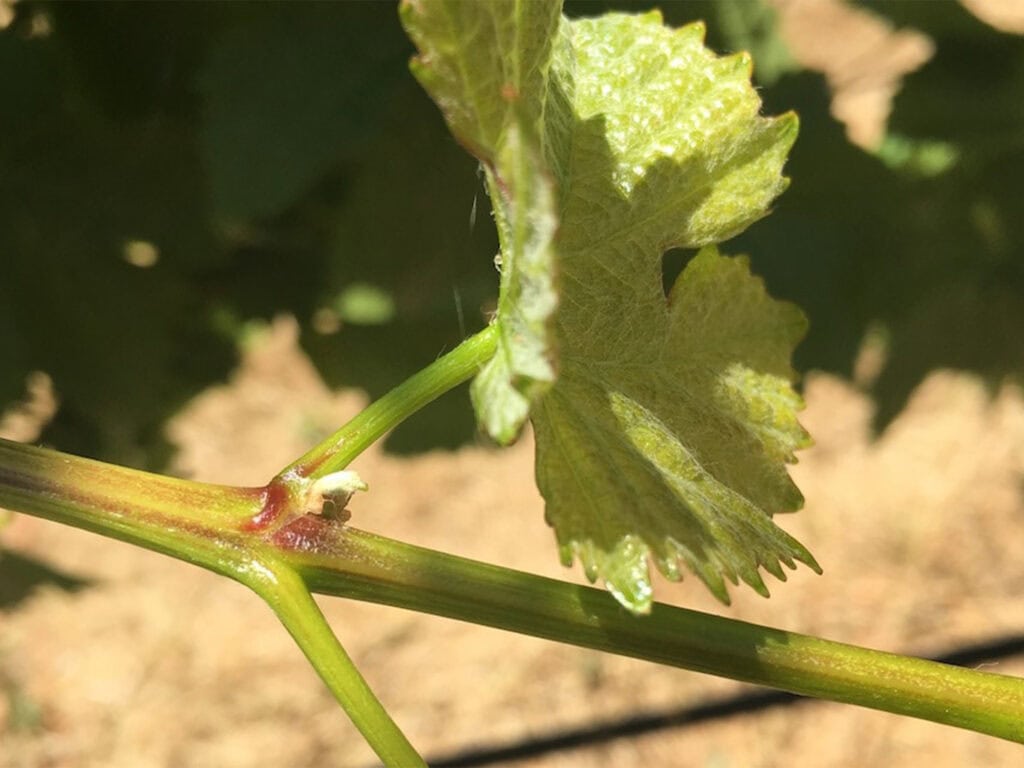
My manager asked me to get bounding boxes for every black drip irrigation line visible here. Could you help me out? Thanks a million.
[412,633,1024,768]
[429,687,803,768]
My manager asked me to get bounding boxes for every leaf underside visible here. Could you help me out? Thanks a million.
[402,0,819,612]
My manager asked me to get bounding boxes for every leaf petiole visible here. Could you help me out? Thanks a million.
[279,324,498,482]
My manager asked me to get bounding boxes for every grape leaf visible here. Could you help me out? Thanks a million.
[468,121,559,442]
[535,245,818,612]
[403,1,818,612]
[401,0,561,443]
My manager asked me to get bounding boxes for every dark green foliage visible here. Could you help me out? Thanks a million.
[746,4,1024,427]
[0,2,497,464]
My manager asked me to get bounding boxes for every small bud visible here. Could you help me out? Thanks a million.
[308,470,367,522]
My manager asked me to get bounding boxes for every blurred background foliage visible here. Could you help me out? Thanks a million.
[0,0,1021,469]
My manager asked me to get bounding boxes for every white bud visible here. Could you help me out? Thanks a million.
[308,470,367,521]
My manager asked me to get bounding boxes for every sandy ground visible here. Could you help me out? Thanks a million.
[2,316,1023,768]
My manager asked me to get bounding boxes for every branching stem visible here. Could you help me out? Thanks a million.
[0,437,426,767]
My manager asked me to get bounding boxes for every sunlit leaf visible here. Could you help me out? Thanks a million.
[404,1,817,611]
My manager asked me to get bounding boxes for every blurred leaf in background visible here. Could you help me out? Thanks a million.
[0,1,498,464]
[0,1,232,468]
[860,0,1024,425]
[0,0,1021,468]
[662,0,1024,428]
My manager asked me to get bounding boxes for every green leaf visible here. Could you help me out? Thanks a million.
[405,2,817,611]
[400,0,561,161]
[535,246,818,612]
[402,0,561,443]
[469,122,558,443]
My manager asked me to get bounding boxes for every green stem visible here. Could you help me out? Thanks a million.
[5,421,1024,746]
[293,527,1024,743]
[0,437,261,577]
[244,563,426,768]
[281,325,498,481]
